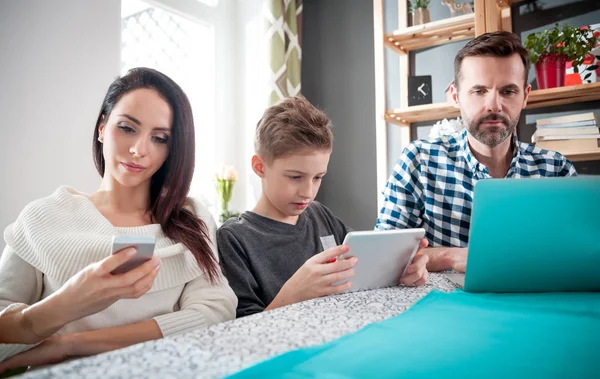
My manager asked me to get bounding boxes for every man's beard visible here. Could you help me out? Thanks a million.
[463,112,519,148]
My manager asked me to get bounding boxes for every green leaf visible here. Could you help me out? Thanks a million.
[525,23,599,67]
[587,64,599,71]
[584,73,592,80]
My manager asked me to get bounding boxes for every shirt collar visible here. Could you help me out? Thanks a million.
[459,128,523,178]
[506,135,525,177]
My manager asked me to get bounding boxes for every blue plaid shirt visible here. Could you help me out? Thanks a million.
[375,128,577,247]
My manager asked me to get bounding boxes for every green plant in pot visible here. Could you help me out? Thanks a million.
[525,23,599,89]
[215,165,240,223]
[410,0,431,26]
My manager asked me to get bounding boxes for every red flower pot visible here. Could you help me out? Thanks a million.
[535,53,567,89]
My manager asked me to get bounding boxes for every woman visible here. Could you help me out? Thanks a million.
[0,68,237,372]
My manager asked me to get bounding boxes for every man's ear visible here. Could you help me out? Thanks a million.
[251,155,266,178]
[522,83,531,108]
[450,83,460,109]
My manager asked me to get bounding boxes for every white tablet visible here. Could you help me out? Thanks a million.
[334,228,426,293]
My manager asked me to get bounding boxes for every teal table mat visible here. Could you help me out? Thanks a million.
[227,290,600,379]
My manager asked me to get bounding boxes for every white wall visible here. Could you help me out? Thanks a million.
[0,0,121,231]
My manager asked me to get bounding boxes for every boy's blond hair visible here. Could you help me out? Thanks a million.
[255,96,333,163]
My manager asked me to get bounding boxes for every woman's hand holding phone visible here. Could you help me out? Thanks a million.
[18,246,162,343]
[53,247,161,323]
[14,246,161,344]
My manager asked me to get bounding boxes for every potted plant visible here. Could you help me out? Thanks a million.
[410,0,430,26]
[577,25,600,83]
[525,23,599,89]
[215,165,240,223]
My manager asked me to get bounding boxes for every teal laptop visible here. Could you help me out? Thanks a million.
[463,176,600,293]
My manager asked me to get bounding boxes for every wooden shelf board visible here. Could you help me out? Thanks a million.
[527,81,600,108]
[387,103,460,124]
[563,150,600,162]
[385,13,475,52]
[386,82,600,126]
[498,0,525,8]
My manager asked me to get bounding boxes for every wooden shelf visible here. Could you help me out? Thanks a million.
[384,14,475,53]
[526,81,600,109]
[387,82,600,126]
[386,102,459,124]
[562,150,600,162]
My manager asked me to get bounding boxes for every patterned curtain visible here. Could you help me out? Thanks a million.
[265,0,303,105]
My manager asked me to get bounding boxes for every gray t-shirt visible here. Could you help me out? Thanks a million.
[217,201,350,318]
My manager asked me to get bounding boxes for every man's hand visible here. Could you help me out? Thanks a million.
[446,248,467,273]
[423,247,468,273]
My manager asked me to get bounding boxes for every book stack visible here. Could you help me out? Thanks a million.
[532,112,599,156]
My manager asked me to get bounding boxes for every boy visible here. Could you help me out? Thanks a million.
[217,97,429,318]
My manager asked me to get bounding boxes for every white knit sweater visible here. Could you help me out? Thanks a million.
[0,186,237,361]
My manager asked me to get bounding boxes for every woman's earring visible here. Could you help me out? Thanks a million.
[98,137,103,143]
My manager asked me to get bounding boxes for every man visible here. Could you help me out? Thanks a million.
[375,31,576,272]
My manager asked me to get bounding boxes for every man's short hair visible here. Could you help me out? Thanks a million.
[454,31,530,89]
[255,96,333,163]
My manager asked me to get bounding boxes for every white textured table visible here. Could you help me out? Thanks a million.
[23,273,458,379]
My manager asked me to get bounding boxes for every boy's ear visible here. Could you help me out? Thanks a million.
[251,155,266,178]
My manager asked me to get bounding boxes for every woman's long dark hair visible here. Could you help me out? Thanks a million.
[93,67,219,283]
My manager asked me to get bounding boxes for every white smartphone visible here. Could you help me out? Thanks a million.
[110,235,156,275]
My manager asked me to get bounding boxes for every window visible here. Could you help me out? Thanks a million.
[121,0,216,204]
